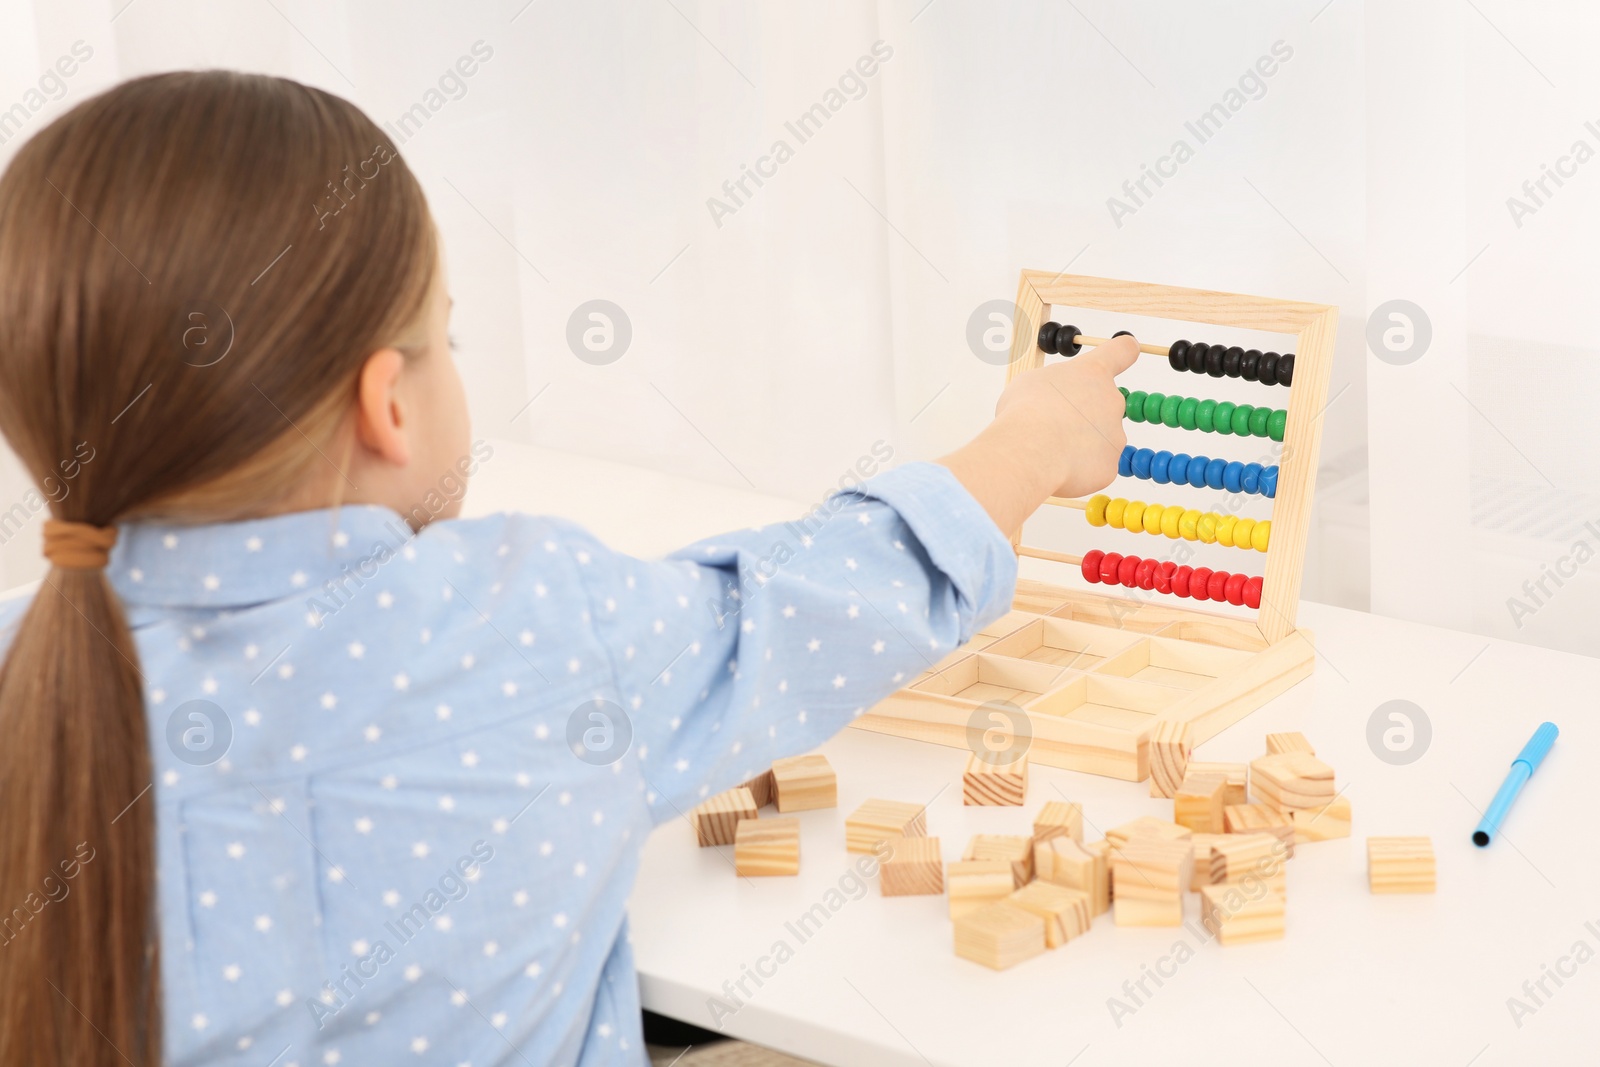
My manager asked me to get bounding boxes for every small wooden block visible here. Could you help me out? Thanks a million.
[1265,731,1316,756]
[947,860,1015,919]
[1187,761,1249,807]
[1250,752,1335,813]
[1032,800,1083,844]
[1148,719,1193,798]
[771,753,837,813]
[1106,816,1193,852]
[1201,882,1286,945]
[1290,795,1352,843]
[1112,838,1194,927]
[691,787,758,847]
[1085,839,1114,902]
[953,900,1047,971]
[742,769,774,808]
[1223,803,1295,858]
[845,798,927,855]
[1174,772,1227,834]
[1034,836,1109,916]
[963,834,1034,888]
[1368,836,1435,894]
[1209,832,1288,895]
[880,836,943,896]
[1008,881,1092,948]
[1188,833,1224,890]
[963,751,1028,806]
[734,817,799,876]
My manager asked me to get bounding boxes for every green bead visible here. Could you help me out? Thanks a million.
[1161,394,1182,427]
[1120,386,1129,398]
[1248,406,1270,437]
[1196,398,1217,432]
[1214,401,1236,435]
[1268,408,1287,442]
[1231,404,1253,436]
[1178,397,1199,430]
[1143,392,1165,422]
[1127,391,1147,421]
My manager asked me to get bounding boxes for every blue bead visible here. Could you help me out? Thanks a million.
[1132,449,1153,479]
[1242,463,1262,494]
[1151,450,1173,484]
[1169,454,1191,484]
[1119,446,1135,478]
[1261,466,1279,498]
[1205,458,1226,490]
[1189,456,1210,488]
[1223,461,1244,494]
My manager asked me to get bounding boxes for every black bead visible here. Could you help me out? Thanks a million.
[1113,330,1134,337]
[1205,345,1225,377]
[1168,339,1191,373]
[1259,351,1280,385]
[1188,342,1210,373]
[1223,346,1243,378]
[1277,353,1295,386]
[1058,324,1083,357]
[1038,321,1059,354]
[1241,349,1262,381]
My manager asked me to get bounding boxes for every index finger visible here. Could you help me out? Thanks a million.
[1082,333,1142,379]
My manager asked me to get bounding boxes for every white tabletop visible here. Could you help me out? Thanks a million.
[484,442,1598,1065]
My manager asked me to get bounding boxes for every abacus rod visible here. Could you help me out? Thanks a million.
[1071,333,1170,357]
[1046,496,1088,510]
[1016,545,1083,566]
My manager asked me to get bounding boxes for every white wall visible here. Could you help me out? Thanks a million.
[0,0,1595,656]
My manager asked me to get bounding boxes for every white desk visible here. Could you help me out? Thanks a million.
[494,441,1598,1065]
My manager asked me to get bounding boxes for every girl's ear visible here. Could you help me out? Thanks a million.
[355,347,410,466]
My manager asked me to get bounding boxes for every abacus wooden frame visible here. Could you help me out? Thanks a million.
[851,272,1336,782]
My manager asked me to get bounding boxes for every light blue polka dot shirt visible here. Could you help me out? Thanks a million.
[0,461,1015,1066]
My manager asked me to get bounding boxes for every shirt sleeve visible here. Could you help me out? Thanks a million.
[569,461,1017,823]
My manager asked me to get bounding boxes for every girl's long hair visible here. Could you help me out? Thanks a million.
[0,71,437,1064]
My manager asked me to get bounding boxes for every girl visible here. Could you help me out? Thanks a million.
[0,72,1134,1066]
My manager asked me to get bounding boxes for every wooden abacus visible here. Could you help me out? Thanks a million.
[855,272,1338,781]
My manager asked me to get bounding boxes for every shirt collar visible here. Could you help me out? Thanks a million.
[109,505,419,609]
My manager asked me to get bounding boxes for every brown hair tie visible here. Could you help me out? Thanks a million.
[43,519,118,570]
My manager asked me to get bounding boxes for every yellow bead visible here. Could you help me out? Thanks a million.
[1106,497,1127,529]
[1086,494,1110,527]
[1143,503,1164,535]
[1197,513,1217,544]
[1154,505,1176,538]
[1233,518,1256,550]
[1253,520,1271,552]
[1179,509,1201,541]
[1123,500,1146,532]
[1216,515,1238,547]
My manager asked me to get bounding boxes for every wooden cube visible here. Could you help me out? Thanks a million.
[1085,839,1114,902]
[734,817,799,876]
[1032,800,1083,844]
[1224,803,1295,858]
[845,798,926,855]
[1112,838,1194,926]
[1106,816,1192,852]
[880,836,943,896]
[1209,832,1288,896]
[963,751,1028,806]
[953,901,1046,971]
[1250,752,1335,813]
[947,860,1015,919]
[1265,731,1315,756]
[1201,882,1286,945]
[1187,761,1249,806]
[771,753,836,813]
[1148,719,1192,798]
[742,769,774,808]
[963,834,1034,887]
[1034,836,1109,916]
[1174,772,1227,834]
[1290,795,1352,843]
[691,787,758,847]
[1368,836,1435,894]
[1008,881,1092,948]
[1188,833,1224,890]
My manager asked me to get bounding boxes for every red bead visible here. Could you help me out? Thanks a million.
[1207,570,1229,601]
[1081,549,1105,585]
[1172,566,1193,597]
[1155,561,1176,594]
[1135,558,1158,590]
[1244,576,1263,609]
[1100,552,1123,584]
[1191,567,1213,601]
[1224,572,1247,606]
[1117,555,1140,587]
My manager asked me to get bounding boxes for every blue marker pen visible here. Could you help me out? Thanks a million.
[1473,722,1558,847]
